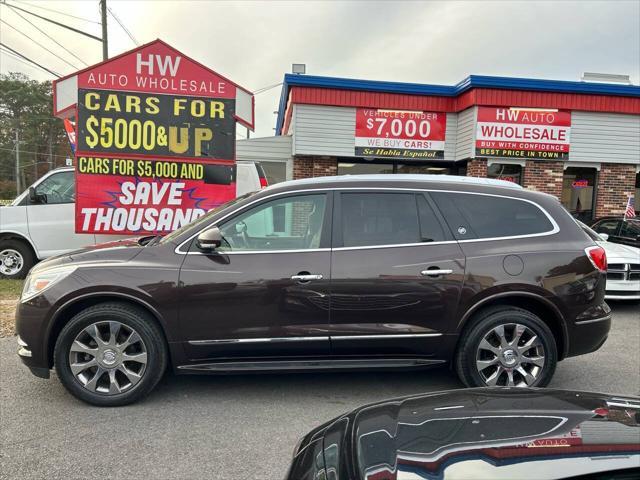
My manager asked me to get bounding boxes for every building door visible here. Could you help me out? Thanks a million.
[562,167,597,222]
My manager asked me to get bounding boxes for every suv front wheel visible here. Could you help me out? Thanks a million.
[455,306,557,388]
[54,302,167,406]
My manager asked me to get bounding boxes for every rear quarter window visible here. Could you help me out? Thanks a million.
[431,192,555,239]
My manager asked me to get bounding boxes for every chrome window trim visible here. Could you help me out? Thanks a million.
[175,186,560,255]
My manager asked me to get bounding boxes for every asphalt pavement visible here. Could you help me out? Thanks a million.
[1,302,638,480]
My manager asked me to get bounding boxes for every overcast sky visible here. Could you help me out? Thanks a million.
[1,0,639,137]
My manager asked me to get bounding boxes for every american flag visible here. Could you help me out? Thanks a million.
[624,195,636,220]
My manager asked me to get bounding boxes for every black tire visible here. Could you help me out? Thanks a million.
[0,239,35,279]
[54,302,167,406]
[455,306,557,388]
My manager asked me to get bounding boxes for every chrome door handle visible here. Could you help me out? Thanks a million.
[291,274,323,282]
[421,269,453,276]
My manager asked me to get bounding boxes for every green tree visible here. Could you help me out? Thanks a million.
[0,72,71,199]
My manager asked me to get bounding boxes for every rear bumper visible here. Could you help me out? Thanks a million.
[567,314,612,357]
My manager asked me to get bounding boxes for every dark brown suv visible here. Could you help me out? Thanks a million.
[15,175,611,406]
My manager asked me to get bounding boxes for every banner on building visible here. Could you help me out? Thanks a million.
[52,39,254,234]
[75,156,236,234]
[476,107,571,160]
[355,108,446,159]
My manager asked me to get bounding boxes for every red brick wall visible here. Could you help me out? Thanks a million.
[595,163,636,218]
[293,156,338,180]
[466,159,487,177]
[523,160,564,198]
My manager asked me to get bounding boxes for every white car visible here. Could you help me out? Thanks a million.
[0,162,266,279]
[579,221,640,300]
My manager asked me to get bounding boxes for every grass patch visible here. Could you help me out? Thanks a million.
[0,279,24,299]
[0,279,22,337]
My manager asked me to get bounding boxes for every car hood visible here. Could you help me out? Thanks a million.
[598,240,640,262]
[30,236,149,273]
[313,388,640,480]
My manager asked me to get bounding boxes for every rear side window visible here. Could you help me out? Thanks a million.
[340,193,420,247]
[431,192,554,239]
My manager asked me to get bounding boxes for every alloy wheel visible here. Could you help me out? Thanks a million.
[0,248,24,276]
[68,321,148,395]
[475,323,546,387]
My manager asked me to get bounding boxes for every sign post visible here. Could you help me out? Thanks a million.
[53,39,254,235]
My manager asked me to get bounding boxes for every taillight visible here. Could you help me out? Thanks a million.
[585,245,607,272]
[259,177,268,188]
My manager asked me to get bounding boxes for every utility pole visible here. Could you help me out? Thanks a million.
[15,129,20,195]
[100,0,108,60]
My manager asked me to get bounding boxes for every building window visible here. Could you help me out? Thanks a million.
[338,161,394,175]
[337,160,465,176]
[636,172,640,205]
[562,167,597,222]
[487,163,522,185]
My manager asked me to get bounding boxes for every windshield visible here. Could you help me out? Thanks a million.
[159,191,257,245]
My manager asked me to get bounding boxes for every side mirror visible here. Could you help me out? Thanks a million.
[28,187,46,204]
[599,233,609,241]
[196,227,222,251]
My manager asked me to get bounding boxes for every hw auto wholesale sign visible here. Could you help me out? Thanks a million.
[355,108,447,159]
[53,39,254,235]
[476,107,571,160]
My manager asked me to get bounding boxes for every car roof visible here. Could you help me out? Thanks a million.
[271,174,524,191]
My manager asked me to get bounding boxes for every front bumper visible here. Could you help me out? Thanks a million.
[605,278,640,300]
[16,335,50,378]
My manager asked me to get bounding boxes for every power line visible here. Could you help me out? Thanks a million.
[0,42,60,77]
[0,146,71,159]
[253,82,283,95]
[10,0,100,24]
[1,2,103,42]
[6,4,89,67]
[107,6,139,46]
[0,46,53,75]
[0,19,79,70]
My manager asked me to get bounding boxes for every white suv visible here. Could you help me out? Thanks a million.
[0,162,266,279]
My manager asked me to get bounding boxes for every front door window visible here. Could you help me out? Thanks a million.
[218,194,327,251]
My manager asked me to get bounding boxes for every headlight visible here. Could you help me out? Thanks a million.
[21,266,77,302]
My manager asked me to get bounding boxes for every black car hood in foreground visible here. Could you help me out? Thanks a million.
[287,388,640,480]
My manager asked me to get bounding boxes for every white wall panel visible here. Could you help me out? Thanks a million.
[236,135,292,163]
[293,104,459,160]
[293,105,356,157]
[455,107,476,161]
[570,111,640,165]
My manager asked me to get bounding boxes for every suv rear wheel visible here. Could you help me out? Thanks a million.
[455,306,557,388]
[54,302,167,406]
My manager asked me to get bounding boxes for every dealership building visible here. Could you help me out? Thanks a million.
[248,73,640,221]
